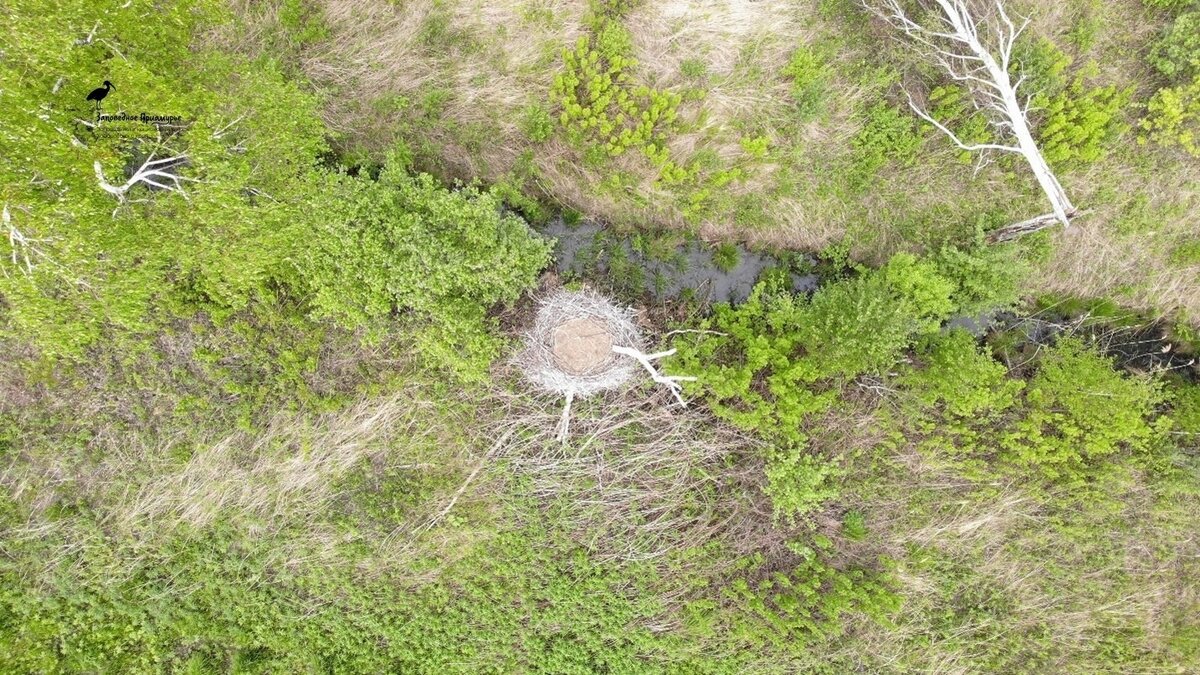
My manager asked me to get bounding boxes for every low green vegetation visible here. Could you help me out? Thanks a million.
[1,0,1198,673]
[1142,5,1200,155]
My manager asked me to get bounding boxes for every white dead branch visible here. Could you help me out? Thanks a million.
[4,203,37,276]
[94,152,195,206]
[611,346,696,406]
[864,0,1077,229]
[211,114,245,140]
[515,289,696,443]
[74,21,99,46]
[2,203,85,286]
[4,203,49,276]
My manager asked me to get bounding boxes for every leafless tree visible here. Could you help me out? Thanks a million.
[863,0,1077,234]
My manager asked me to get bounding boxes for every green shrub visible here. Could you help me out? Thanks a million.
[298,152,552,382]
[765,449,843,520]
[672,253,961,518]
[931,241,1029,314]
[675,253,958,447]
[719,550,899,650]
[927,85,995,163]
[1142,9,1200,155]
[1150,10,1200,82]
[1037,80,1131,170]
[901,329,1024,419]
[521,102,555,142]
[549,6,681,168]
[1013,37,1073,96]
[1001,337,1168,481]
[841,510,868,541]
[1169,382,1200,433]
[1141,80,1200,156]
[782,45,830,118]
[849,103,924,188]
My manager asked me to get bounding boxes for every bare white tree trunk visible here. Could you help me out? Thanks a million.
[865,0,1076,228]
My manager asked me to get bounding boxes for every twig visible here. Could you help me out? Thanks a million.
[556,391,575,444]
[417,427,515,533]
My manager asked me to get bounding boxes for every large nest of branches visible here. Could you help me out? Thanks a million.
[515,288,642,398]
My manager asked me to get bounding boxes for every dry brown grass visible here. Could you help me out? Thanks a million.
[479,381,766,564]
[830,411,1200,673]
[0,389,469,577]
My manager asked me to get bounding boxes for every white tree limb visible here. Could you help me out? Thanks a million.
[865,0,1076,228]
[94,152,195,206]
[4,203,50,275]
[905,94,1021,154]
[74,21,99,46]
[211,114,246,140]
[611,346,697,407]
[2,203,86,286]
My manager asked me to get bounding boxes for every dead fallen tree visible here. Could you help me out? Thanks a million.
[864,0,1078,239]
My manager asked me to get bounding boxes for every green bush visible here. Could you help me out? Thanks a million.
[719,550,899,650]
[901,329,1024,419]
[782,45,830,118]
[1013,37,1073,96]
[841,510,868,541]
[672,252,962,518]
[1150,11,1200,82]
[764,448,843,520]
[675,253,959,445]
[931,241,1030,314]
[549,5,681,168]
[298,152,552,382]
[1001,337,1168,481]
[1142,9,1200,155]
[849,103,924,188]
[1037,80,1131,170]
[1170,382,1200,433]
[521,102,555,142]
[926,85,995,164]
[1141,80,1200,156]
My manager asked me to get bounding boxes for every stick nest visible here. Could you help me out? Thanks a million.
[515,289,642,398]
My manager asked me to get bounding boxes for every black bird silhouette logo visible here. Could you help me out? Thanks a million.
[86,80,114,114]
